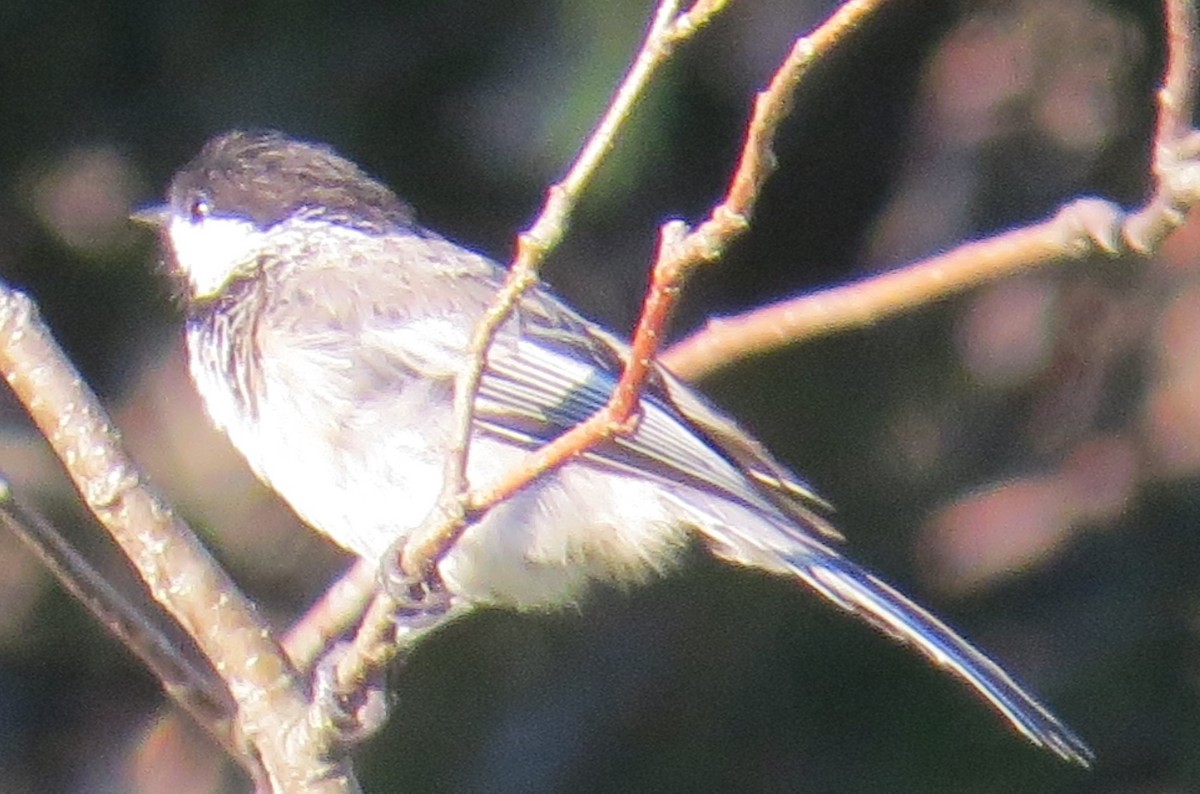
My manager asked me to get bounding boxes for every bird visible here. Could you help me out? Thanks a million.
[136,130,1093,766]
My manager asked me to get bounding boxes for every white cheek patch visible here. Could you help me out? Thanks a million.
[167,215,264,298]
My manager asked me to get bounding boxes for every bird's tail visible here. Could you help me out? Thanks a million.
[680,498,1094,766]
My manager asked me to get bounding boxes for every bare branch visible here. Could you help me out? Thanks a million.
[138,559,382,786]
[282,559,379,673]
[665,0,1200,381]
[0,285,359,792]
[0,475,250,779]
[663,199,1125,379]
[1125,0,1200,251]
[399,0,736,583]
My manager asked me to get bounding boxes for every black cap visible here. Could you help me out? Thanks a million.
[166,131,416,233]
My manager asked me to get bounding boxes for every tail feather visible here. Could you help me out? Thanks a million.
[698,518,1094,766]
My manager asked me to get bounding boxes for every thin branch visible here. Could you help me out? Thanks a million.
[663,199,1125,379]
[293,592,459,761]
[0,475,250,779]
[665,0,1200,381]
[0,285,359,793]
[1125,0,1200,251]
[521,0,689,260]
[282,559,379,673]
[399,0,734,582]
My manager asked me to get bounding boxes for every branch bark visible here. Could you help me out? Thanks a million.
[0,287,360,792]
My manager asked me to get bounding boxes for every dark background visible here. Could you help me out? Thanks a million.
[0,0,1192,791]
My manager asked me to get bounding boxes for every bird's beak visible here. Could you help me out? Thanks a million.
[130,204,170,228]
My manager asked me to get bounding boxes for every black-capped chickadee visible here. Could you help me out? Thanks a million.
[137,130,1091,765]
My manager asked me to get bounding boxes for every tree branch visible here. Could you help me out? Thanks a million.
[0,475,249,780]
[0,286,360,792]
[663,0,1200,381]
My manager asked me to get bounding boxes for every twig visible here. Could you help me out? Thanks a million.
[399,0,732,581]
[468,0,885,510]
[1125,0,1200,251]
[282,559,379,672]
[665,0,1200,381]
[662,199,1125,379]
[0,285,359,793]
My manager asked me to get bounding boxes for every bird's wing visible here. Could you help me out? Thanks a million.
[476,284,838,534]
[293,233,834,531]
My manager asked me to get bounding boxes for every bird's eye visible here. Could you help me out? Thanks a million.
[189,195,211,222]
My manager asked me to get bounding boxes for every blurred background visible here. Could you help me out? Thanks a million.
[0,0,1191,791]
